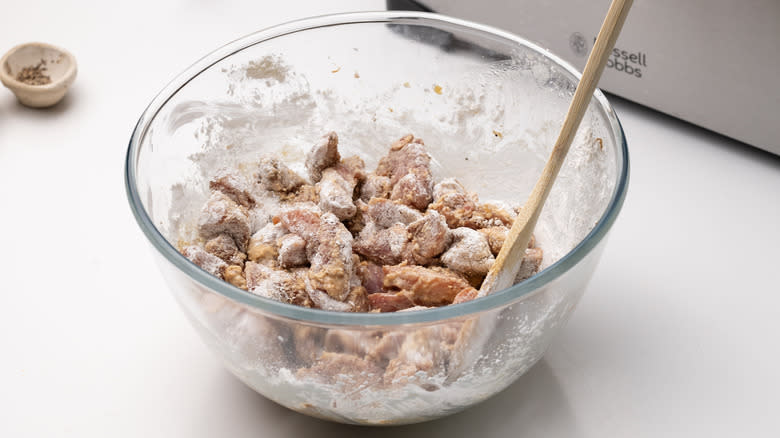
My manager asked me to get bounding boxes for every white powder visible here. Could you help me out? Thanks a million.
[441,227,495,275]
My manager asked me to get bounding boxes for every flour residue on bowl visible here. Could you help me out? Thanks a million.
[244,55,290,83]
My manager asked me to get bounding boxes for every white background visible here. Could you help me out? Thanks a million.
[1,1,779,436]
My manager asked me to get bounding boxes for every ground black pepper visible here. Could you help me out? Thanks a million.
[16,60,51,85]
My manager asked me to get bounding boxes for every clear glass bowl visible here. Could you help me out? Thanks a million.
[125,12,628,425]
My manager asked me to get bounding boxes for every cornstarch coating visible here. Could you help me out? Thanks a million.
[181,132,544,313]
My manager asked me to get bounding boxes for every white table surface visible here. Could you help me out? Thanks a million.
[2,1,779,436]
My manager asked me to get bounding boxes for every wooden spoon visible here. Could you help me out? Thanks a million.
[448,0,634,381]
[481,0,633,296]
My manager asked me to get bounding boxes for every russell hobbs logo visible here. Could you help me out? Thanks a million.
[569,32,648,78]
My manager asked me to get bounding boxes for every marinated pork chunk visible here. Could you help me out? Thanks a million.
[317,168,357,220]
[452,287,478,304]
[376,135,434,210]
[292,325,325,364]
[364,198,422,228]
[468,203,515,229]
[305,131,340,183]
[429,190,476,229]
[353,222,410,266]
[390,169,431,211]
[353,201,448,266]
[323,329,380,357]
[440,227,495,276]
[199,191,252,251]
[516,247,544,283]
[182,245,227,277]
[406,210,450,265]
[247,223,285,264]
[359,174,391,202]
[277,234,307,268]
[317,156,364,220]
[356,261,384,295]
[354,200,416,264]
[432,178,466,200]
[205,233,246,266]
[365,331,407,364]
[335,155,367,186]
[382,264,477,307]
[429,179,514,230]
[183,245,247,289]
[479,226,509,256]
[245,262,310,306]
[209,169,255,208]
[307,289,353,312]
[257,156,307,193]
[297,351,382,386]
[383,325,459,385]
[183,132,543,313]
[307,213,355,301]
[479,226,536,256]
[278,206,321,244]
[367,292,415,312]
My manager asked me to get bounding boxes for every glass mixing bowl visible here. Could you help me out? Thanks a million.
[125,12,628,425]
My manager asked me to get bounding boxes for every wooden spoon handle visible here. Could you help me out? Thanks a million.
[480,0,634,296]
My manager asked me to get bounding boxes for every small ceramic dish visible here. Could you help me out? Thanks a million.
[0,42,77,108]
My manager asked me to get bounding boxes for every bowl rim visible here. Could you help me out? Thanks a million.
[125,11,629,326]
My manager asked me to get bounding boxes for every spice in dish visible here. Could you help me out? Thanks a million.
[16,60,51,86]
